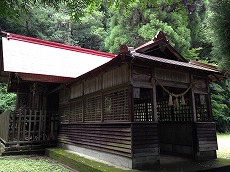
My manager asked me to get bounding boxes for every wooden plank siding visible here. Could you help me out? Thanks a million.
[0,111,10,143]
[132,123,159,158]
[58,123,132,157]
[195,122,218,152]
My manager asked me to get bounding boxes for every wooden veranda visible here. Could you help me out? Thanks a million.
[0,109,58,154]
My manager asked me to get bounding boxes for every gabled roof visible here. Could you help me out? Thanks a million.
[0,32,115,83]
[65,47,225,87]
[131,52,226,81]
[135,31,188,62]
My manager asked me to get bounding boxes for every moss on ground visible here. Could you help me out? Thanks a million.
[0,155,71,172]
[46,148,137,172]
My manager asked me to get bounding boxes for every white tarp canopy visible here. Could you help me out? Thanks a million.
[2,37,113,78]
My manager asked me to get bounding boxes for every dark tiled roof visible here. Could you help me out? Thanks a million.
[131,51,221,73]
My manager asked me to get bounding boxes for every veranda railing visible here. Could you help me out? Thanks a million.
[0,109,58,147]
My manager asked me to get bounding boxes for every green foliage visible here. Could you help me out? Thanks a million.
[207,0,230,70]
[0,83,16,114]
[105,0,191,54]
[210,80,230,133]
[71,10,107,50]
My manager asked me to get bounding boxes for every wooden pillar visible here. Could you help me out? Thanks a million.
[206,79,213,121]
[129,62,134,122]
[101,92,104,122]
[190,75,197,122]
[152,68,158,122]
[129,85,134,122]
[152,83,158,122]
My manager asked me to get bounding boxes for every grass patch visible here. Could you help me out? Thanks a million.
[0,155,71,172]
[46,148,137,172]
[217,133,230,159]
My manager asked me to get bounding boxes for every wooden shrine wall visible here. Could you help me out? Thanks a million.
[194,122,218,160]
[59,123,132,157]
[59,63,130,123]
[132,122,159,168]
[58,63,132,157]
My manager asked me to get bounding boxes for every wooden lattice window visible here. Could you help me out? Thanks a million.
[85,95,102,122]
[134,88,153,121]
[70,100,83,122]
[103,88,129,121]
[195,94,210,122]
[156,86,192,122]
[59,104,70,123]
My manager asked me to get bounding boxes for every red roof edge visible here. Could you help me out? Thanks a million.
[1,31,116,58]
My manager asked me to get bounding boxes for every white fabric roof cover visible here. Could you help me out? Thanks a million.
[2,37,113,78]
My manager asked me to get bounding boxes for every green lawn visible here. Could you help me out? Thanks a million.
[217,133,230,159]
[0,155,72,172]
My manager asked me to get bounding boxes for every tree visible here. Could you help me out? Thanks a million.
[104,0,191,54]
[207,0,230,71]
[0,83,16,113]
[210,80,230,132]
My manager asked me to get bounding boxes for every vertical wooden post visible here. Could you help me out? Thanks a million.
[152,68,158,122]
[190,75,197,122]
[28,110,32,141]
[17,110,22,143]
[33,110,37,141]
[43,110,47,140]
[12,111,16,141]
[128,62,134,122]
[22,109,26,141]
[129,85,134,122]
[190,75,198,159]
[101,93,104,122]
[38,110,42,141]
[206,79,213,121]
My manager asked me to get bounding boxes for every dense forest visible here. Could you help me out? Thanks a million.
[0,0,229,132]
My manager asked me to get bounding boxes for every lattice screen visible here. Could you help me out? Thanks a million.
[195,94,210,122]
[156,86,192,122]
[59,104,70,123]
[103,88,129,121]
[134,88,153,121]
[70,100,83,122]
[85,95,102,122]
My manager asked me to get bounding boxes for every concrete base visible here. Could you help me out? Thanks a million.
[59,143,133,169]
[59,143,160,169]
